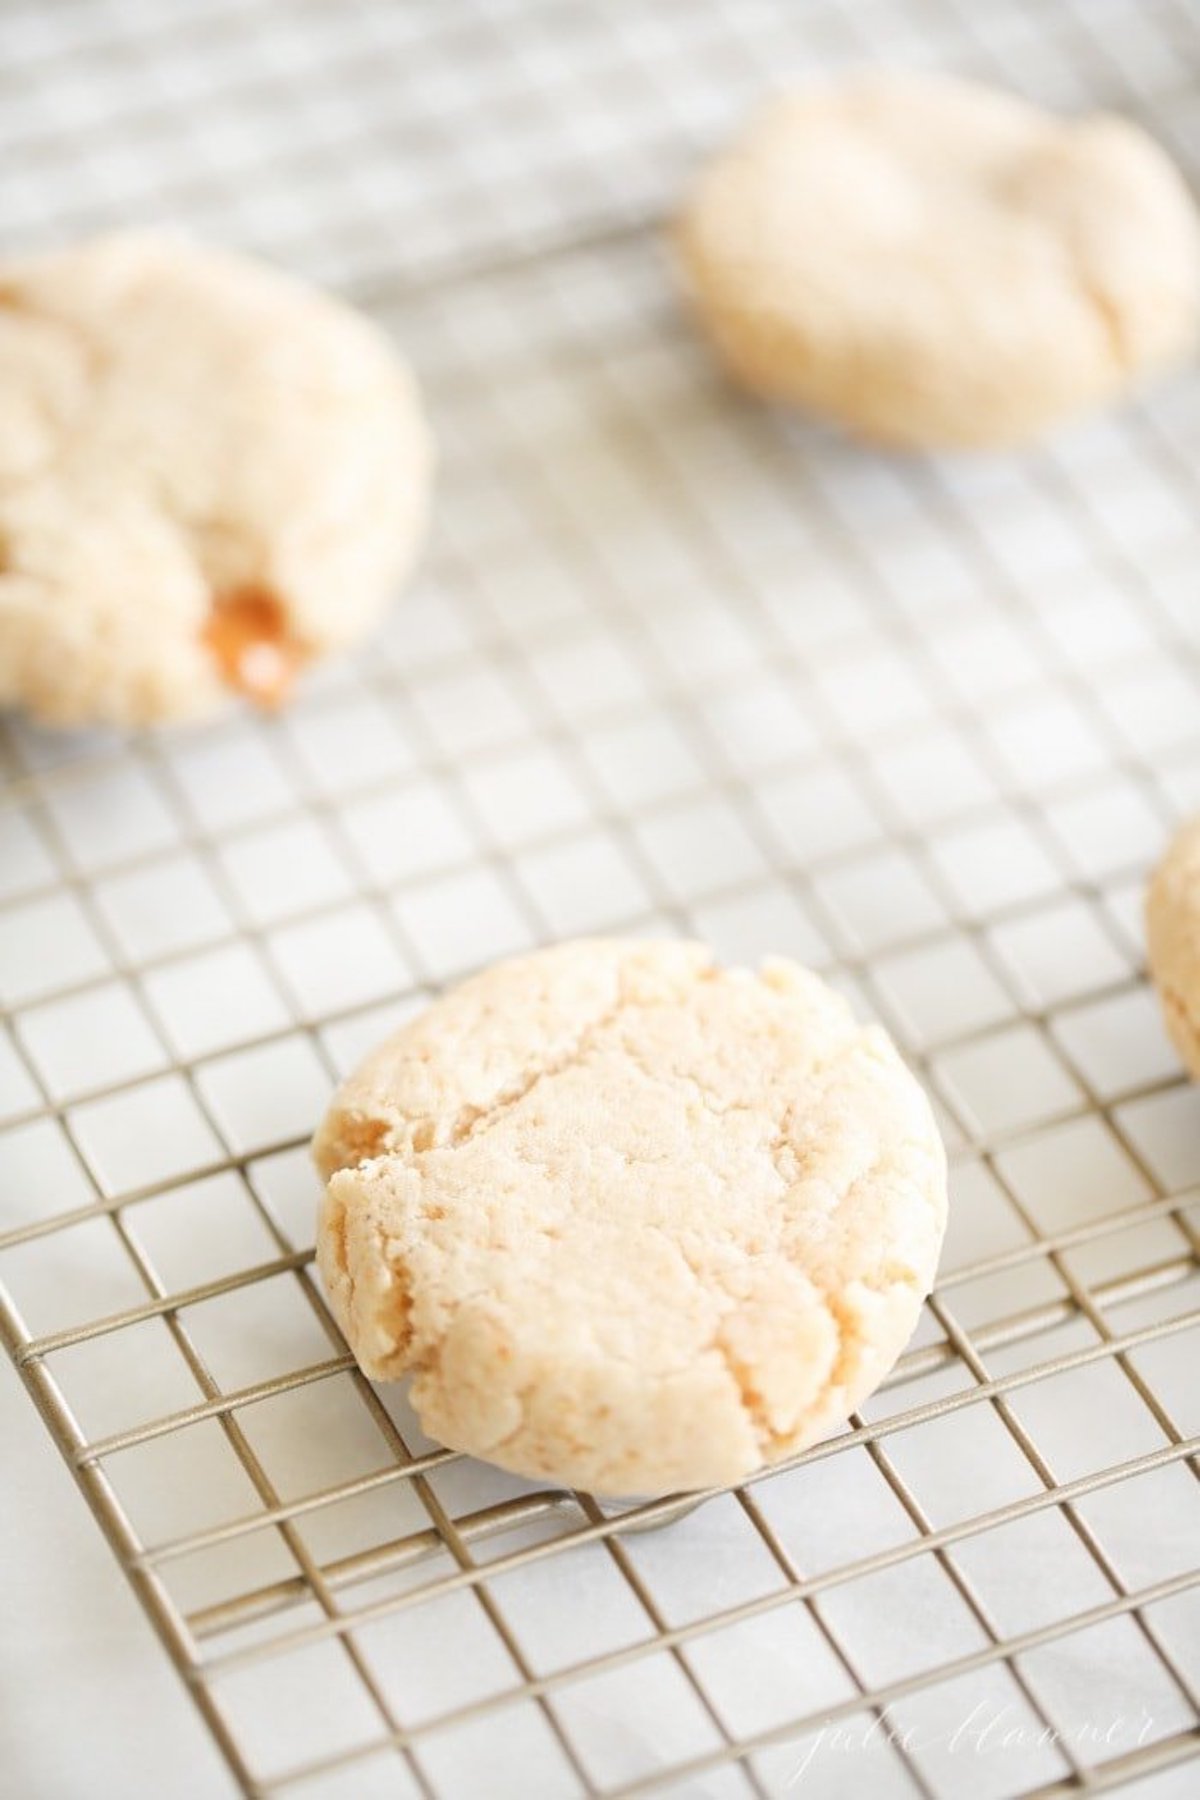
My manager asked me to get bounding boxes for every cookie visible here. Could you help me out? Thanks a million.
[677,73,1200,448]
[0,232,431,727]
[314,939,947,1498]
[1147,819,1200,1081]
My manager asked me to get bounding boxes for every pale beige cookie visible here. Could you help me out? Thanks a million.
[314,938,947,1498]
[0,232,431,727]
[1147,819,1200,1081]
[677,72,1200,448]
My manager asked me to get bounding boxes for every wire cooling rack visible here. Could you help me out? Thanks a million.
[1,1,1199,1796]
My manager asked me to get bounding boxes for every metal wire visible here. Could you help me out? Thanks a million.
[1,1,1198,1796]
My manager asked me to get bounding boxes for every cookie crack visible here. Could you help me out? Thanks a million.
[710,1325,784,1449]
[344,966,718,1171]
[442,990,630,1149]
[377,1245,415,1373]
[1077,266,1131,371]
[1050,229,1132,373]
[704,1215,923,1459]
[650,1226,837,1457]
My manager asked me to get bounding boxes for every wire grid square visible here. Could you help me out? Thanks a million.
[1,0,1199,1796]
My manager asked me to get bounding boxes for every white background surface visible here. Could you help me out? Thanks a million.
[0,1359,233,1800]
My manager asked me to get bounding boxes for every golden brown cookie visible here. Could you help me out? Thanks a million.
[315,938,948,1498]
[0,232,431,726]
[678,73,1200,447]
[1147,819,1200,1081]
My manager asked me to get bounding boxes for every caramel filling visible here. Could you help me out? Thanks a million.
[202,587,307,707]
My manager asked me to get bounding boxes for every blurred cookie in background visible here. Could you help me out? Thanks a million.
[1148,817,1200,1082]
[0,232,432,728]
[677,72,1200,448]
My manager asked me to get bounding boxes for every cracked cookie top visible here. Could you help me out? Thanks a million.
[314,938,948,1498]
[677,72,1200,448]
[0,231,431,727]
